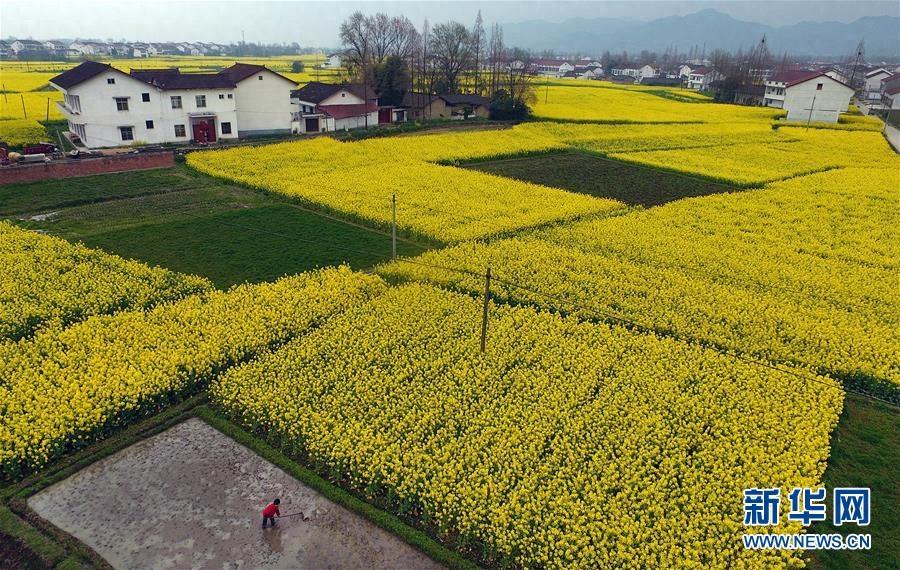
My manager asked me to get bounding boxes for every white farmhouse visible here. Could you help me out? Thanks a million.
[638,64,658,79]
[863,68,892,101]
[677,64,693,79]
[50,61,296,148]
[686,66,722,90]
[290,81,379,133]
[763,70,852,123]
[323,53,343,69]
[864,68,892,92]
[532,59,575,77]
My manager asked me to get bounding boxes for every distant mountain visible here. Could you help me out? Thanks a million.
[501,9,900,58]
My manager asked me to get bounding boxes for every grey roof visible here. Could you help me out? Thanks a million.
[50,61,115,89]
[438,93,490,106]
[291,81,371,103]
[130,68,234,90]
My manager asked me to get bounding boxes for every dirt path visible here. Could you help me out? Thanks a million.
[29,419,442,570]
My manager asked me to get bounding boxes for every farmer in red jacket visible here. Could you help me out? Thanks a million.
[262,498,281,528]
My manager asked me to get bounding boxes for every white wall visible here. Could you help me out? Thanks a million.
[865,71,890,92]
[334,112,379,131]
[233,70,295,135]
[56,70,238,147]
[320,89,366,106]
[783,77,853,123]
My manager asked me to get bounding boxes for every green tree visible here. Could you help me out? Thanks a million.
[291,61,305,73]
[373,56,409,107]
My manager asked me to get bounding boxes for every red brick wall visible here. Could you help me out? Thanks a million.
[0,152,175,185]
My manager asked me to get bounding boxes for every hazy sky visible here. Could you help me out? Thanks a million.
[2,1,898,46]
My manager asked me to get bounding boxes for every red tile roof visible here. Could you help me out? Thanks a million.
[319,102,378,119]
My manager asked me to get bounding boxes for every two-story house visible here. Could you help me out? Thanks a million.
[764,70,852,123]
[49,61,296,147]
[290,82,379,133]
[686,66,722,90]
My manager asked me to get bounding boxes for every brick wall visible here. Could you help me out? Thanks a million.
[0,152,175,185]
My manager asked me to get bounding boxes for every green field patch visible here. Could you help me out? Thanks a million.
[464,150,737,207]
[0,168,194,215]
[66,204,420,288]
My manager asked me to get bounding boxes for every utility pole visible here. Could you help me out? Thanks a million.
[806,94,816,130]
[480,266,491,353]
[45,97,50,121]
[391,194,397,259]
[20,94,27,119]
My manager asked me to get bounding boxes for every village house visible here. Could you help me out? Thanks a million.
[677,64,693,79]
[880,74,900,111]
[864,68,893,101]
[611,67,641,78]
[579,66,603,79]
[638,64,658,80]
[290,82,380,133]
[686,66,722,90]
[43,41,68,57]
[10,40,48,57]
[322,53,343,69]
[532,59,575,77]
[763,70,852,123]
[49,61,295,148]
[402,92,490,121]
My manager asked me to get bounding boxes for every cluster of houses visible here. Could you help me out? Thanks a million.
[527,57,727,89]
[862,67,900,112]
[1,39,237,60]
[536,52,890,123]
[49,61,490,148]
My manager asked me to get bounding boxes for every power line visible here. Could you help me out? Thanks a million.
[137,203,898,410]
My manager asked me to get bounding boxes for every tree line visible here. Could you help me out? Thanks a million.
[338,11,536,119]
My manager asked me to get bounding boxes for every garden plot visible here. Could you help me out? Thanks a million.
[29,419,440,570]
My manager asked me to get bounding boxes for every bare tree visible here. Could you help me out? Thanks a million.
[488,23,503,96]
[471,11,485,95]
[430,21,473,93]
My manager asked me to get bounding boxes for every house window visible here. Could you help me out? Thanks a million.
[107,77,115,84]
[816,83,823,91]
[227,93,233,99]
[114,97,129,111]
[141,93,150,102]
[258,75,263,80]
[196,95,206,108]
[174,124,186,137]
[171,96,182,109]
[119,126,134,141]
[219,94,225,99]
[221,122,232,134]
[145,120,154,129]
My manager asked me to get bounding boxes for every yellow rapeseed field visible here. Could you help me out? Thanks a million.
[380,167,900,395]
[0,267,385,477]
[0,119,51,147]
[213,283,843,568]
[187,130,620,243]
[0,90,63,121]
[0,222,212,341]
[532,83,783,123]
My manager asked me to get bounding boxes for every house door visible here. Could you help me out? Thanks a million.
[378,108,392,124]
[305,118,319,132]
[192,120,216,143]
